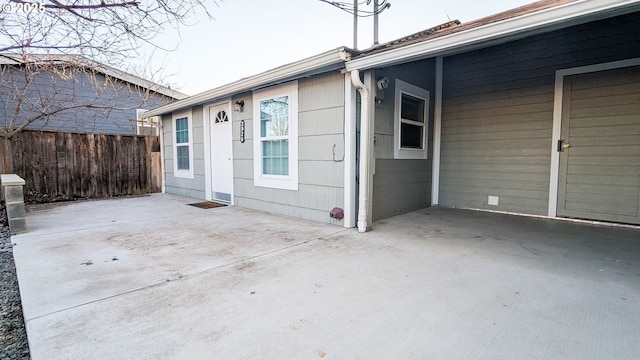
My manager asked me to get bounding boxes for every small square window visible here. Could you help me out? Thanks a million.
[401,123,423,149]
[395,80,430,159]
[176,145,190,170]
[401,94,426,124]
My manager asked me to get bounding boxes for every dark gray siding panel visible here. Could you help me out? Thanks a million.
[439,12,640,215]
[372,59,435,220]
[373,159,431,221]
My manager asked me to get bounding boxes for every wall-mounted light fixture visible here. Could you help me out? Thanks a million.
[376,77,389,90]
[234,100,245,112]
[375,76,389,104]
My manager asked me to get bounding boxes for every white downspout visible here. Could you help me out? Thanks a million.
[350,70,370,233]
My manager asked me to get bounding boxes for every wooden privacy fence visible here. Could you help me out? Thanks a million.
[0,130,161,200]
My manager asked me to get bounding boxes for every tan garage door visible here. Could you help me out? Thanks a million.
[557,65,640,225]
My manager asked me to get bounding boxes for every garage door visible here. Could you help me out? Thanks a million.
[557,65,640,225]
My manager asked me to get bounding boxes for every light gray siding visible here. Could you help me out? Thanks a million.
[439,12,640,215]
[233,72,346,224]
[0,67,174,135]
[162,107,207,199]
[372,59,435,220]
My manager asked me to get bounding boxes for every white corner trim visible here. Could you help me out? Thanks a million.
[432,56,443,206]
[203,107,212,201]
[548,57,640,217]
[344,73,357,228]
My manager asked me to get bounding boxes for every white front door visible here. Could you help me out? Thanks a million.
[209,103,233,204]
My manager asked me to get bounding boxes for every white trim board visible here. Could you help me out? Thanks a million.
[143,48,350,119]
[431,56,443,206]
[547,57,640,217]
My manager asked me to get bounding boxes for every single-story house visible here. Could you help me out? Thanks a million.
[0,54,187,136]
[143,0,640,231]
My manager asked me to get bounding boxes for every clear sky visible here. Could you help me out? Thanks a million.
[143,0,535,95]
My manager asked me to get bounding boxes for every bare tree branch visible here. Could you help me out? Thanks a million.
[0,1,215,138]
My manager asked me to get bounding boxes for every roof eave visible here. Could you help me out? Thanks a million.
[0,53,187,100]
[346,0,640,72]
[90,62,189,100]
[142,47,352,119]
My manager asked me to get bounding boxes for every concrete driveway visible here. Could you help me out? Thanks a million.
[12,194,640,359]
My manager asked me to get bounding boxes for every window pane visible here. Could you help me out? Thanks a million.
[260,96,289,137]
[401,123,423,149]
[401,94,425,123]
[262,140,289,175]
[176,145,190,170]
[175,117,189,143]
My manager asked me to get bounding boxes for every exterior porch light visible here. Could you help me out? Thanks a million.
[234,100,245,112]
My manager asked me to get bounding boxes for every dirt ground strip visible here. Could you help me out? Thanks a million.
[1,201,30,360]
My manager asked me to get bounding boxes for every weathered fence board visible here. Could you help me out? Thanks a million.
[0,130,161,200]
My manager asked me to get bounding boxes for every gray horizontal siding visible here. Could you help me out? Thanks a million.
[162,108,207,200]
[372,159,431,221]
[439,11,640,215]
[0,67,174,135]
[233,72,346,225]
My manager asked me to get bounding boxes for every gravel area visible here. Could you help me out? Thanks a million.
[1,201,31,360]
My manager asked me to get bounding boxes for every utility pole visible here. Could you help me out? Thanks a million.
[373,0,379,46]
[353,0,358,49]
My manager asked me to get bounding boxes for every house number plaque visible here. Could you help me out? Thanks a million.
[240,120,245,143]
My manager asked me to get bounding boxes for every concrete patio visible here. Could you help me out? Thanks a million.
[12,193,640,359]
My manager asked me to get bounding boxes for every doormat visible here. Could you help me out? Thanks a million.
[188,201,227,209]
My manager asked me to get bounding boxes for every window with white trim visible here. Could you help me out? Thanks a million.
[173,111,194,178]
[394,79,430,159]
[253,81,298,190]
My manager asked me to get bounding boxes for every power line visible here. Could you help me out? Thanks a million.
[439,0,451,22]
[319,0,391,17]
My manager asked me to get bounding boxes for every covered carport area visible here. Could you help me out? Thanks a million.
[12,194,640,359]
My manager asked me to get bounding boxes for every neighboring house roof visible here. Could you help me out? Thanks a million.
[347,0,640,71]
[142,47,353,118]
[0,53,188,100]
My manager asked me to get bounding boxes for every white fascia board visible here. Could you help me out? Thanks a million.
[142,48,351,119]
[346,0,640,71]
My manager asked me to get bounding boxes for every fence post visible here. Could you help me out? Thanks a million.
[0,137,12,175]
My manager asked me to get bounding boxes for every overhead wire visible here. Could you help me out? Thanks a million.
[319,0,391,17]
